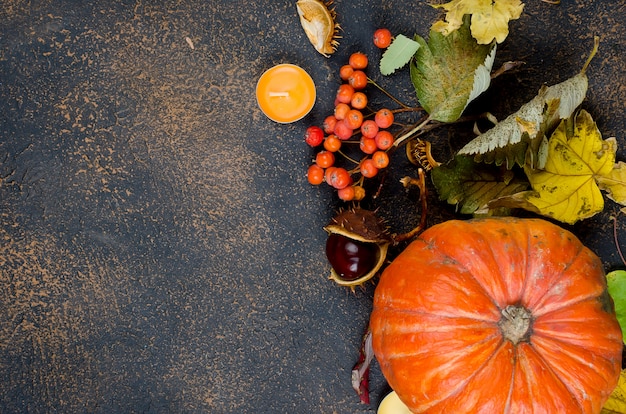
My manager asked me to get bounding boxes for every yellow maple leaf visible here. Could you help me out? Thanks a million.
[523,110,616,224]
[432,0,524,44]
[603,369,626,413]
[597,161,626,205]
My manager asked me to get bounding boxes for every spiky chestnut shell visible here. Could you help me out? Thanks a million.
[296,0,341,57]
[324,208,391,288]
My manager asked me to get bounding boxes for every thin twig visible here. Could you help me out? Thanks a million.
[613,215,626,266]
[367,77,411,109]
[392,115,432,149]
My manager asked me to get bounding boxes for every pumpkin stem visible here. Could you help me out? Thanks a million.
[498,305,532,345]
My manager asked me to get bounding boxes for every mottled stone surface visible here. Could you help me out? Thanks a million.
[0,1,624,412]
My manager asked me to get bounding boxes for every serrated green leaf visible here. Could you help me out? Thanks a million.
[409,15,495,123]
[607,270,626,344]
[379,34,420,76]
[431,154,529,215]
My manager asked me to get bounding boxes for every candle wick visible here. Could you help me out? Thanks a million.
[269,91,290,97]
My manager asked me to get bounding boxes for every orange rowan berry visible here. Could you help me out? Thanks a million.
[334,102,350,120]
[333,119,354,140]
[373,28,393,49]
[323,115,338,134]
[348,70,368,90]
[337,185,355,201]
[350,92,368,109]
[323,135,342,152]
[307,164,324,185]
[360,119,379,139]
[360,137,378,155]
[372,151,390,169]
[374,130,394,150]
[375,108,394,128]
[315,151,335,169]
[360,159,379,178]
[326,167,352,189]
[339,64,354,81]
[336,84,355,104]
[345,109,364,130]
[349,52,368,70]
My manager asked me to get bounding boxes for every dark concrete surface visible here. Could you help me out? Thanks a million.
[0,1,624,413]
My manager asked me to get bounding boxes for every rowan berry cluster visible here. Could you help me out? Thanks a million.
[305,51,396,202]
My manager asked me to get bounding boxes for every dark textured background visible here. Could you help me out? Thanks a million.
[1,1,624,412]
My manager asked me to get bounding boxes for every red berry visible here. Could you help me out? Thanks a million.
[337,186,355,201]
[348,70,368,90]
[304,126,324,147]
[336,84,355,104]
[375,108,394,128]
[326,167,352,189]
[360,137,378,155]
[373,28,393,49]
[374,130,394,150]
[372,151,390,169]
[360,159,379,178]
[323,115,338,134]
[334,102,350,120]
[307,164,324,185]
[339,64,354,81]
[345,109,364,130]
[360,119,379,139]
[350,92,368,109]
[315,151,335,169]
[334,119,354,140]
[349,52,368,70]
[323,134,342,152]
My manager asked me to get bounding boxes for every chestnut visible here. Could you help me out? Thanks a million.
[324,208,391,288]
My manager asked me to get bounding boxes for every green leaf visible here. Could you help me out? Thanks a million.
[379,34,420,76]
[431,154,529,215]
[607,269,626,344]
[410,15,496,123]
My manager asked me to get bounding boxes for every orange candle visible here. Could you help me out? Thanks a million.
[256,64,316,123]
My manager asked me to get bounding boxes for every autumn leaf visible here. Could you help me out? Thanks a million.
[602,368,626,413]
[410,15,496,123]
[431,154,529,214]
[606,270,626,343]
[597,162,626,205]
[458,37,599,169]
[431,0,524,44]
[458,74,588,168]
[379,34,420,76]
[521,110,616,224]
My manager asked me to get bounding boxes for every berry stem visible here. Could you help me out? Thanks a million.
[367,77,411,109]
[393,115,432,149]
[337,149,362,166]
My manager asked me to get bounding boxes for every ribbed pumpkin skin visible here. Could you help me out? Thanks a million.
[371,218,623,414]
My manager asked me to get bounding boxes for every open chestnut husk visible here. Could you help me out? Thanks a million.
[324,208,391,288]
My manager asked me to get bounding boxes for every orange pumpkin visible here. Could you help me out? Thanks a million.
[370,218,623,413]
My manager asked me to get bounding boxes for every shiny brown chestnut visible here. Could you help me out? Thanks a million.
[324,208,391,288]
